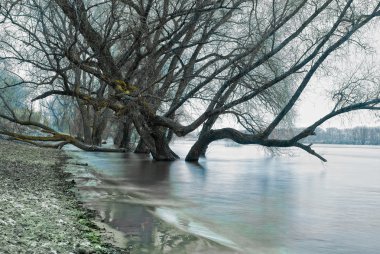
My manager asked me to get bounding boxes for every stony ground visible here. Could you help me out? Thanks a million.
[0,140,124,254]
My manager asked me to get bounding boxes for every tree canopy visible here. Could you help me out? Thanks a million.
[0,0,380,161]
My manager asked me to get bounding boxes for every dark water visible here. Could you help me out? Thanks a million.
[67,142,380,254]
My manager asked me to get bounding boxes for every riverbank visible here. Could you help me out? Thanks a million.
[0,140,124,253]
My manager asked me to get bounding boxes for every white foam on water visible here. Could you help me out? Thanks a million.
[152,207,242,252]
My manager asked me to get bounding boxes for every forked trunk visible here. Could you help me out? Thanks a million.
[135,128,179,161]
[130,109,178,160]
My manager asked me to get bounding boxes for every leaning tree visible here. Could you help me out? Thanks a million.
[0,0,380,161]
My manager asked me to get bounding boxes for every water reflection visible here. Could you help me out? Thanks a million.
[68,152,212,253]
[98,202,153,245]
[67,143,380,254]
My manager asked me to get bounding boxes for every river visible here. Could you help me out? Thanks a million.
[65,142,380,254]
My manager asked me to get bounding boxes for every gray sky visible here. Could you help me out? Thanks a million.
[295,24,380,129]
[296,90,379,128]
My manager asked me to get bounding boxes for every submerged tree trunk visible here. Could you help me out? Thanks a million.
[132,111,179,160]
[186,113,219,160]
[150,127,179,161]
[185,135,212,161]
[134,130,179,160]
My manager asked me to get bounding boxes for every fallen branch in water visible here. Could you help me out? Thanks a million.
[0,109,125,153]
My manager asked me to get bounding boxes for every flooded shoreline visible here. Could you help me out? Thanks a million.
[65,149,237,253]
[65,142,380,253]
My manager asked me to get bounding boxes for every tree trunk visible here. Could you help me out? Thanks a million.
[134,127,178,160]
[92,108,111,146]
[114,118,133,149]
[82,117,92,144]
[129,107,178,160]
[113,120,124,146]
[120,121,133,150]
[134,138,150,154]
[186,114,219,160]
[185,134,212,161]
[91,110,102,146]
[166,128,174,143]
[77,97,92,144]
[74,67,92,144]
[92,127,103,146]
[151,127,179,161]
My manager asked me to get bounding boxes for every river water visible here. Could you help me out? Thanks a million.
[66,142,380,254]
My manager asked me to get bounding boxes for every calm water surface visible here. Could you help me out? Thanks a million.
[68,143,380,254]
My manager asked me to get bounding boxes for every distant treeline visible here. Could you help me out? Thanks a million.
[270,127,380,145]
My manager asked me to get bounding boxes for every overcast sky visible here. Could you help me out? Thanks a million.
[296,89,379,128]
[295,24,380,129]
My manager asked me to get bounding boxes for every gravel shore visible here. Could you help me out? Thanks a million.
[0,140,124,254]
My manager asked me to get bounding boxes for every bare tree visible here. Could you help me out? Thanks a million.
[0,0,379,161]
